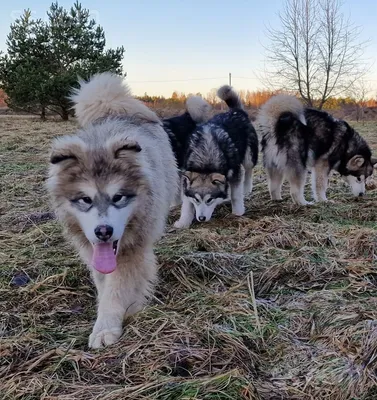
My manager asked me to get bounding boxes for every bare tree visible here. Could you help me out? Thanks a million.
[264,0,368,109]
[352,79,371,123]
[205,88,219,105]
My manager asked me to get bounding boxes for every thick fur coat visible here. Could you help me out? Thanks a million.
[257,94,376,203]
[174,85,258,228]
[47,73,178,348]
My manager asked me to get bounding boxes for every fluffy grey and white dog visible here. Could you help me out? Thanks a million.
[174,85,259,228]
[47,73,178,348]
[257,94,377,204]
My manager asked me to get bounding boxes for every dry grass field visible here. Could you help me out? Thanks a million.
[1,116,377,399]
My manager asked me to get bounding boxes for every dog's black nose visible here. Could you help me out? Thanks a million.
[198,216,206,222]
[359,192,364,197]
[94,224,113,241]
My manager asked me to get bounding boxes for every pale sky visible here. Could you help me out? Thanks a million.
[0,0,376,97]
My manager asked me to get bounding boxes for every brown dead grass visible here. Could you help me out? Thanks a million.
[1,117,377,399]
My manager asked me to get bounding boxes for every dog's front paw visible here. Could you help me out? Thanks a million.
[232,204,245,216]
[89,326,122,349]
[173,219,191,229]
[294,200,313,206]
[291,196,313,206]
[319,198,335,204]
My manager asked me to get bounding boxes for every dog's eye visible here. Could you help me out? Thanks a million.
[112,194,124,203]
[206,198,214,205]
[112,194,135,205]
[79,197,92,205]
[71,196,93,211]
[357,177,362,182]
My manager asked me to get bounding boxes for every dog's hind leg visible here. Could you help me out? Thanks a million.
[312,160,330,202]
[244,168,253,196]
[267,167,283,201]
[231,167,245,216]
[286,168,310,205]
[243,147,254,196]
[89,248,157,349]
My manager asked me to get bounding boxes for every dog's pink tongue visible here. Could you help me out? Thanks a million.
[92,243,116,274]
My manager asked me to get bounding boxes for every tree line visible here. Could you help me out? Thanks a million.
[0,0,375,120]
[138,90,377,111]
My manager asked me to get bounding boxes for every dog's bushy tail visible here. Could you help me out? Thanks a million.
[257,94,306,129]
[217,85,243,109]
[185,96,212,123]
[71,72,160,127]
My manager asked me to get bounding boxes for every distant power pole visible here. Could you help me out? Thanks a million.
[229,73,232,86]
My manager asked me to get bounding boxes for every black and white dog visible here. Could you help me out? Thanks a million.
[174,85,259,228]
[257,94,377,204]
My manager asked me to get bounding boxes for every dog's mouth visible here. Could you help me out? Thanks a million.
[112,240,119,255]
[92,240,119,275]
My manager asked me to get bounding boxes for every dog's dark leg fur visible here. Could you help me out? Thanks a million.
[286,167,310,205]
[312,159,331,202]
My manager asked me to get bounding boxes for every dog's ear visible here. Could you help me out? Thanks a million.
[50,138,84,165]
[371,157,377,169]
[211,173,226,185]
[114,140,141,158]
[182,171,193,187]
[50,151,77,164]
[347,155,365,171]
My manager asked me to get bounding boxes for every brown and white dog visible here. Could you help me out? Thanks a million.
[47,73,178,348]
